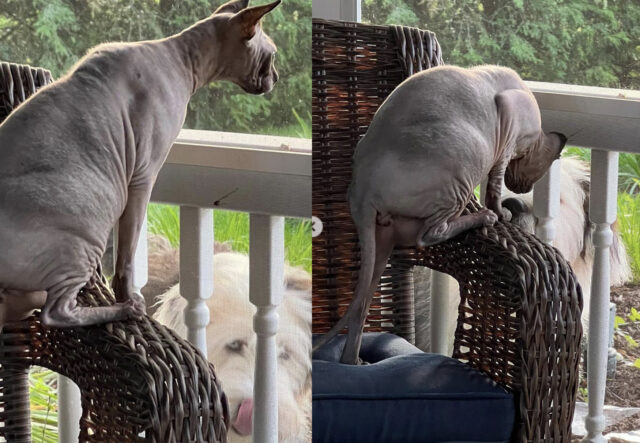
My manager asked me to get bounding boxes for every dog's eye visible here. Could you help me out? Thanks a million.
[226,340,246,353]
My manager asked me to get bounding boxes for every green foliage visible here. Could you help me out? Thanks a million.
[619,153,640,194]
[362,0,640,89]
[0,0,311,136]
[618,192,640,282]
[147,203,311,273]
[614,306,640,370]
[147,203,180,247]
[29,368,58,443]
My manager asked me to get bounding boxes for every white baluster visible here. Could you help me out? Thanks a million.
[58,376,81,442]
[132,215,149,295]
[533,160,561,244]
[250,214,284,443]
[583,150,618,443]
[430,270,452,355]
[179,206,214,356]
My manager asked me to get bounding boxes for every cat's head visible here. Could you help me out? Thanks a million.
[211,0,281,94]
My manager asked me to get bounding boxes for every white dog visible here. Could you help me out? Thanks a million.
[153,252,311,443]
[415,156,632,352]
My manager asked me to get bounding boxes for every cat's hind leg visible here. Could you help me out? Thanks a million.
[418,210,497,247]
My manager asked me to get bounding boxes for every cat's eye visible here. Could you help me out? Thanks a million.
[226,340,246,353]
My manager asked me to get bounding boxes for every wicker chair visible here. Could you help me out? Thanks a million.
[0,61,229,442]
[312,19,583,442]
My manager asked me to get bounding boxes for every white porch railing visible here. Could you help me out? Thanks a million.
[58,129,311,443]
[431,83,640,442]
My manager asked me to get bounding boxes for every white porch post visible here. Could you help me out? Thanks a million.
[312,0,360,21]
[180,206,214,356]
[430,270,452,355]
[583,150,618,443]
[57,376,81,442]
[533,160,561,245]
[250,214,284,443]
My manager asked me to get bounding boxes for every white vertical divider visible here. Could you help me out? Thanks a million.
[132,215,149,294]
[180,206,214,356]
[430,270,452,355]
[533,160,561,244]
[583,150,618,443]
[249,214,284,443]
[58,376,81,442]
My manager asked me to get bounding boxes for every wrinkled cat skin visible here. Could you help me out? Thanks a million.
[315,65,567,364]
[0,0,280,328]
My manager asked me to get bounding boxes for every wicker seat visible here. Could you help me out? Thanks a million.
[312,19,583,442]
[0,61,229,442]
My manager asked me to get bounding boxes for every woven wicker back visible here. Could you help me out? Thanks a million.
[0,62,53,123]
[312,19,443,343]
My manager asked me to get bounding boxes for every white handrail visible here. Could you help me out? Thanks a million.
[152,130,311,219]
[528,81,640,154]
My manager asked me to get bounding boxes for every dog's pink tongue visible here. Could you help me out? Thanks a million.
[233,398,253,436]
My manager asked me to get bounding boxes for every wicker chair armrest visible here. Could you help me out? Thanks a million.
[403,200,583,440]
[0,272,229,442]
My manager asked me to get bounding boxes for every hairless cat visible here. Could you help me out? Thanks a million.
[0,0,280,329]
[314,65,567,364]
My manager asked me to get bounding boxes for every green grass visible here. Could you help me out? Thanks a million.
[618,193,640,283]
[148,203,311,273]
[29,368,58,443]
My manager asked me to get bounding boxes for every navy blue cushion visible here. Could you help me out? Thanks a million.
[313,333,515,443]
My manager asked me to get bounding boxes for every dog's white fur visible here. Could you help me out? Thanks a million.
[415,156,632,353]
[153,252,311,443]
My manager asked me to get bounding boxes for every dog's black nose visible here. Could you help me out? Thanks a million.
[502,197,529,217]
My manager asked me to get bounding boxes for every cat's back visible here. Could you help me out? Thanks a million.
[375,65,499,128]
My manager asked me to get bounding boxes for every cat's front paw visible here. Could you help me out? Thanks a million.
[478,208,499,226]
[122,295,145,319]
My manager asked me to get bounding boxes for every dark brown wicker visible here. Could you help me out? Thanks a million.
[312,19,582,443]
[0,62,53,119]
[0,61,229,442]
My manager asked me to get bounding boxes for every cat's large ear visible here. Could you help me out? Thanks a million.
[231,0,281,39]
[214,0,250,15]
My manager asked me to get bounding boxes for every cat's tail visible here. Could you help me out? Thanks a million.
[312,202,377,353]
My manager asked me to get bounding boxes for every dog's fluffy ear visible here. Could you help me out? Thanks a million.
[152,285,188,338]
[231,0,281,39]
[285,265,311,292]
[214,0,250,15]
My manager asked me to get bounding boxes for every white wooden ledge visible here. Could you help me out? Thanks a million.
[151,129,312,218]
[527,81,640,154]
